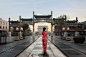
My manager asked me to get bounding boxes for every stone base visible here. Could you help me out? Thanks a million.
[15,32,23,41]
[33,32,35,37]
[19,32,23,39]
[51,32,53,36]
[8,32,11,37]
[75,32,79,36]
[33,32,35,41]
[64,32,68,37]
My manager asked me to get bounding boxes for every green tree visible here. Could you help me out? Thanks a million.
[10,27,14,33]
[35,32,39,35]
[52,15,66,38]
[22,23,29,38]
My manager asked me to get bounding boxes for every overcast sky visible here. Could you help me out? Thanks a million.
[0,0,86,22]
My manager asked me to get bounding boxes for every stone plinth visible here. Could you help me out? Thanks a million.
[75,32,79,36]
[8,32,11,37]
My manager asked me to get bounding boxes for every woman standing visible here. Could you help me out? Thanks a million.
[41,27,48,54]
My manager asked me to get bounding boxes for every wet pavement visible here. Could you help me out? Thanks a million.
[0,36,39,57]
[50,36,86,57]
[0,35,86,57]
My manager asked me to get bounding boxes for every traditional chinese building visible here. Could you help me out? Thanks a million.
[53,18,66,35]
[8,11,53,36]
[9,19,32,35]
[62,21,84,36]
[53,17,86,36]
[9,20,23,35]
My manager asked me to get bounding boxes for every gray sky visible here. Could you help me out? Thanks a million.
[0,0,86,22]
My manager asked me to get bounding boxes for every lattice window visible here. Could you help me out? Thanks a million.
[6,27,7,29]
[3,26,4,29]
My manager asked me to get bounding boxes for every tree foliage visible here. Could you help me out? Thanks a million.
[22,23,29,38]
[22,23,29,31]
[10,27,14,33]
[53,15,66,29]
[53,15,67,37]
[35,32,39,34]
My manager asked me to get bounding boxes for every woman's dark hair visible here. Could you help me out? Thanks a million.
[43,27,46,32]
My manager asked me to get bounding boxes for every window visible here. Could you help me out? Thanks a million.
[6,23,7,25]
[3,27,4,29]
[6,27,7,29]
[3,22,5,25]
[0,26,1,29]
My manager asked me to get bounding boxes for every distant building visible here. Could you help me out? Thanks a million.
[53,17,86,36]
[80,21,86,35]
[38,26,48,33]
[62,22,84,36]
[0,18,9,34]
[81,21,86,30]
[10,21,20,35]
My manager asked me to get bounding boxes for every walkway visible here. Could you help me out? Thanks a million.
[17,37,66,57]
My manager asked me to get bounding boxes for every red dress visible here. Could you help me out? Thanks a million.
[41,31,48,53]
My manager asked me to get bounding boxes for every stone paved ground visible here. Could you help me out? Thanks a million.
[0,36,39,57]
[1,35,86,57]
[51,36,86,57]
[0,36,33,53]
[53,36,86,54]
[17,37,66,57]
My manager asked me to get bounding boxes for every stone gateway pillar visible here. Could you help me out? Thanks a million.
[75,17,79,36]
[8,17,11,37]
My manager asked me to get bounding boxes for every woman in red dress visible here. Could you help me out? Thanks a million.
[41,27,48,54]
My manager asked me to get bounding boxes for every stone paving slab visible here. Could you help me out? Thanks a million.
[0,36,32,53]
[50,36,86,57]
[17,37,66,57]
[0,36,39,57]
